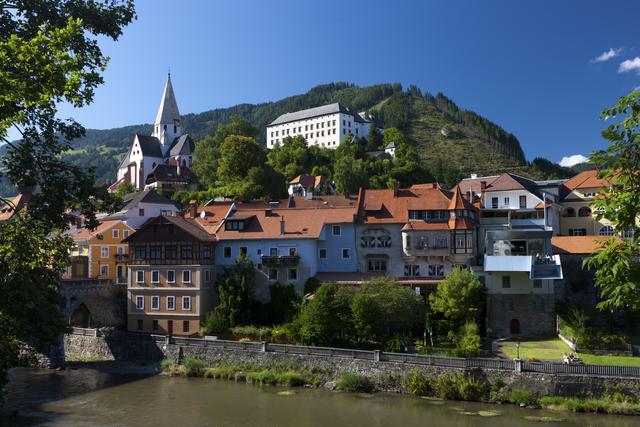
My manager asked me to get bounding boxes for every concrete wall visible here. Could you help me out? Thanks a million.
[62,331,640,398]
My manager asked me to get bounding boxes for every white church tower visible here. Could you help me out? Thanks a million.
[152,73,183,155]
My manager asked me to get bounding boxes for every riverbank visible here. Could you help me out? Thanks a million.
[161,358,640,416]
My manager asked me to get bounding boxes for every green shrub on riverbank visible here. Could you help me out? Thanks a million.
[336,372,374,393]
[403,369,432,396]
[539,395,640,415]
[508,388,538,405]
[432,373,487,401]
[181,357,207,377]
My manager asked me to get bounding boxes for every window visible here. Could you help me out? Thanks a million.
[519,195,527,209]
[182,270,191,283]
[205,269,210,282]
[151,270,160,283]
[167,270,175,283]
[150,245,161,261]
[136,296,144,310]
[319,248,327,259]
[223,247,231,258]
[491,197,499,209]
[578,207,592,217]
[181,245,193,260]
[268,269,278,280]
[504,197,510,207]
[533,280,542,289]
[151,296,160,310]
[183,321,190,333]
[341,248,351,259]
[269,247,278,256]
[182,296,191,311]
[404,264,420,277]
[123,230,129,238]
[100,265,108,276]
[599,225,615,236]
[368,259,387,272]
[502,276,511,288]
[332,225,341,236]
[152,320,159,331]
[428,265,444,277]
[563,207,576,217]
[112,229,119,239]
[167,296,175,310]
[165,245,177,259]
[288,268,298,281]
[203,245,211,259]
[288,247,297,256]
[101,246,109,258]
[139,208,144,216]
[240,247,248,256]
[136,270,144,283]
[137,319,143,330]
[568,228,587,236]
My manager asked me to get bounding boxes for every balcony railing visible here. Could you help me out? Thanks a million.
[261,255,300,266]
[114,254,129,262]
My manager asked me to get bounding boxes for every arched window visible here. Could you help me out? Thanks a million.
[599,225,615,236]
[578,207,591,217]
[563,207,576,217]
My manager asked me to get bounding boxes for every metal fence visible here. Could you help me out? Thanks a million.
[68,329,640,378]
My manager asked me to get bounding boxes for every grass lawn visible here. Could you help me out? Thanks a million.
[499,337,640,366]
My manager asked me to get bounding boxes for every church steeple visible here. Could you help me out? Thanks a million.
[152,72,182,154]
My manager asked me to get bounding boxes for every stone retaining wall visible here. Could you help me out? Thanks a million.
[63,331,640,398]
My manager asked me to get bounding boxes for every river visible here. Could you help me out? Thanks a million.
[3,367,638,426]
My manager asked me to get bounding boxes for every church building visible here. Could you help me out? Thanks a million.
[110,74,196,192]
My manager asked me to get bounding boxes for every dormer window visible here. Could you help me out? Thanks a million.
[225,219,246,231]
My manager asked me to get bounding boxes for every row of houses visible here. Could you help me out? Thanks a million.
[58,169,611,338]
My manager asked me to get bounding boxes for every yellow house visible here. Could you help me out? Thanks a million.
[73,220,136,283]
[559,170,613,236]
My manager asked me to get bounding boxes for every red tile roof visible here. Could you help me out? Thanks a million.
[484,173,537,192]
[0,193,30,221]
[74,220,130,241]
[551,236,615,255]
[563,170,609,190]
[456,175,499,195]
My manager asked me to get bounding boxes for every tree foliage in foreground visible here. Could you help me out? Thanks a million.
[585,90,640,312]
[429,268,485,327]
[0,0,135,395]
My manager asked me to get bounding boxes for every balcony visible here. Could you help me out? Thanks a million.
[483,254,563,280]
[403,243,449,257]
[114,253,129,262]
[261,255,300,266]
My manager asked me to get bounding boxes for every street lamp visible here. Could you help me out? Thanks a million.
[516,341,521,360]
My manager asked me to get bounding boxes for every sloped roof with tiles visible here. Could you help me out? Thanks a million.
[551,236,614,255]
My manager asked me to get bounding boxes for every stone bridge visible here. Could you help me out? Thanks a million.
[60,279,127,328]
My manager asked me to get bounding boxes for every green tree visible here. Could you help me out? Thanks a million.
[333,140,369,195]
[267,135,309,180]
[0,0,134,394]
[297,284,351,345]
[451,322,482,357]
[366,122,383,151]
[585,90,640,312]
[429,268,484,327]
[113,182,135,199]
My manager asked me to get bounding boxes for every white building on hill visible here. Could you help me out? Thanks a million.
[110,74,195,192]
[266,103,372,149]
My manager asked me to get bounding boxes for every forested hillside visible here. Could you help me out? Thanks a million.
[0,82,579,196]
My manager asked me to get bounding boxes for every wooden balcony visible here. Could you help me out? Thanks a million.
[261,255,300,266]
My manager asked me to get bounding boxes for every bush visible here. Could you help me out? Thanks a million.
[403,369,431,396]
[160,359,174,372]
[201,309,228,335]
[230,325,272,340]
[271,325,290,342]
[452,322,481,357]
[336,372,374,393]
[181,357,207,377]
[508,388,538,405]
[433,374,487,401]
[489,379,508,403]
[384,334,410,353]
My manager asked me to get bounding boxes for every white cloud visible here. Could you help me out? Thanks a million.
[559,154,588,167]
[618,57,640,73]
[593,48,621,62]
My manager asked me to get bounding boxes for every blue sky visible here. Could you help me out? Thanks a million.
[51,0,640,165]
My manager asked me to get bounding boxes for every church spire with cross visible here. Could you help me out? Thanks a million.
[152,71,182,153]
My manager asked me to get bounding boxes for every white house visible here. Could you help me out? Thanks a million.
[266,103,372,149]
[110,74,195,192]
[99,189,178,229]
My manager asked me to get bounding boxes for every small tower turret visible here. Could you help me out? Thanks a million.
[152,73,182,155]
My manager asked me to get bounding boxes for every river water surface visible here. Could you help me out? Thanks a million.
[4,367,639,427]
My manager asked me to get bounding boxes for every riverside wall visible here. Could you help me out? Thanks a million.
[63,331,640,398]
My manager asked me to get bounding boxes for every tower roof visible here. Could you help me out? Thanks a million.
[155,74,181,125]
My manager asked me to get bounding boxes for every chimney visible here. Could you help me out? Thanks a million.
[480,181,487,192]
[265,208,272,217]
[188,200,198,218]
[470,173,478,179]
[177,161,181,176]
[393,182,400,197]
[280,216,285,235]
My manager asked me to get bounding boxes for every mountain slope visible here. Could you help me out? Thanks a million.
[1,82,570,195]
